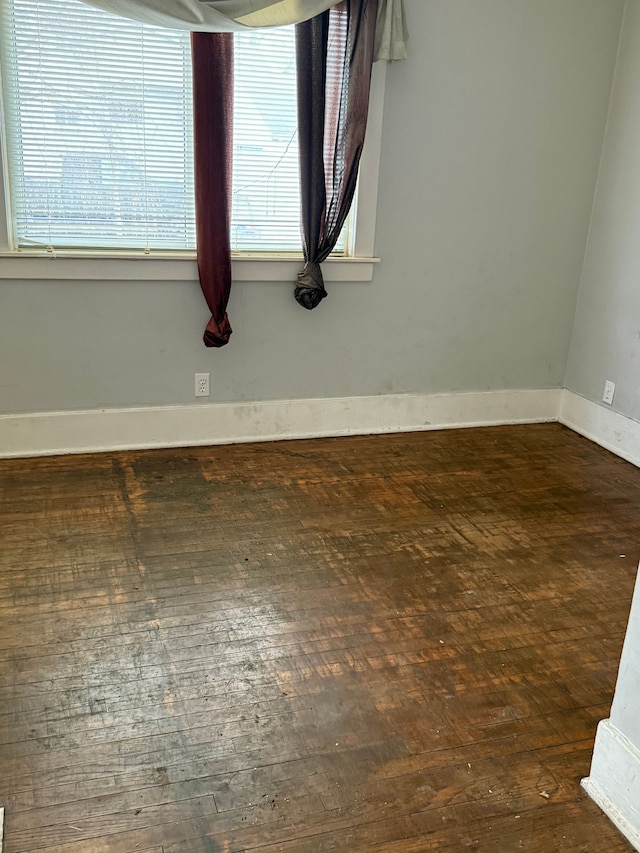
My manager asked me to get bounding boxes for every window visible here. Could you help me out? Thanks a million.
[0,0,347,254]
[0,0,383,282]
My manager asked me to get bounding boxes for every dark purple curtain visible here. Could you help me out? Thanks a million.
[191,32,234,347]
[295,0,378,309]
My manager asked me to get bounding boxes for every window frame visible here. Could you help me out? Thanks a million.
[0,37,385,283]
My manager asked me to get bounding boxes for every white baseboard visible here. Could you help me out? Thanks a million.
[5,388,640,463]
[582,720,640,852]
[560,390,640,468]
[0,388,561,459]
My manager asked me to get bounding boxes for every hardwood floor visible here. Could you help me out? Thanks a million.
[0,423,638,852]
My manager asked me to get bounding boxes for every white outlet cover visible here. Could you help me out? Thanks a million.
[603,379,615,405]
[195,373,210,397]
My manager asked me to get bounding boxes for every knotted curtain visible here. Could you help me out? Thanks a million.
[295,0,377,310]
[80,0,407,343]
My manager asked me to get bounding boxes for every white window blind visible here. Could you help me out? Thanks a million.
[232,27,301,253]
[0,0,348,254]
[1,0,196,251]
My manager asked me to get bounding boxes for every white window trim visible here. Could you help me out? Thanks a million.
[0,62,385,283]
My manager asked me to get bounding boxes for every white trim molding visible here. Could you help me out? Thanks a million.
[582,720,640,853]
[0,253,379,283]
[0,389,561,459]
[7,388,640,463]
[559,390,640,468]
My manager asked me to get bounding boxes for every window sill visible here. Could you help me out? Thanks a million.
[0,251,380,283]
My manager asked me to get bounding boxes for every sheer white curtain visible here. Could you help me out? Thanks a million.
[81,0,408,59]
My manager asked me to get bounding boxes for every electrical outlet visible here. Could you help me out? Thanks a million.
[195,373,210,397]
[603,379,615,406]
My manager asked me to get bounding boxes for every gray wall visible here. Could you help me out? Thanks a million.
[0,0,624,416]
[565,0,640,422]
